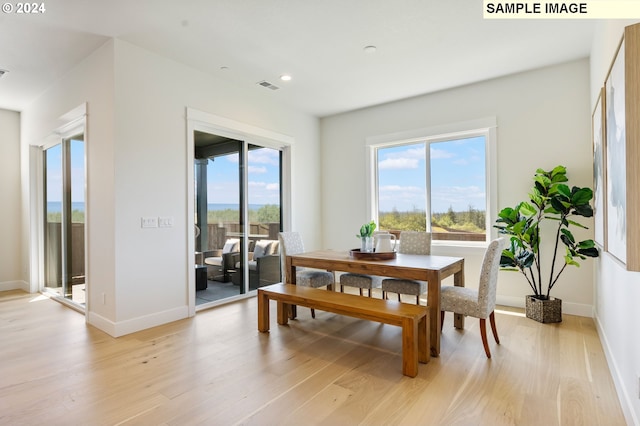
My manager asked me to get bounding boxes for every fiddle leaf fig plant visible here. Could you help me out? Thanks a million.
[494,166,599,300]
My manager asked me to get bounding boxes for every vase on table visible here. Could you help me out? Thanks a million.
[361,236,374,253]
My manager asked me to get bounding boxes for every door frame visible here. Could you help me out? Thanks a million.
[186,108,292,316]
[30,104,87,312]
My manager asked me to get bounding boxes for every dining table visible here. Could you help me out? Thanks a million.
[284,249,465,357]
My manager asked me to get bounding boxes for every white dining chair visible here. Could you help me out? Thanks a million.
[440,237,505,358]
[279,231,335,318]
[381,231,431,304]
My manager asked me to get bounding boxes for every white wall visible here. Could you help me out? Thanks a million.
[591,19,640,426]
[21,39,117,322]
[109,39,320,332]
[21,38,321,336]
[0,108,24,291]
[320,59,594,315]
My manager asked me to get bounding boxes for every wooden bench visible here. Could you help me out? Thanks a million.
[257,283,430,377]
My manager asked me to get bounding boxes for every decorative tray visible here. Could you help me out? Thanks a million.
[349,249,396,260]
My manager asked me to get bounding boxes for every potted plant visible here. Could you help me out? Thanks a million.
[357,220,377,253]
[494,166,599,323]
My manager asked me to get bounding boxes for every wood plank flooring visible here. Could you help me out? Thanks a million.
[0,290,626,425]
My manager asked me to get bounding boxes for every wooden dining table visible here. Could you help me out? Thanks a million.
[284,249,465,357]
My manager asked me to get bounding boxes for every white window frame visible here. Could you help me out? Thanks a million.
[186,107,292,315]
[366,117,497,247]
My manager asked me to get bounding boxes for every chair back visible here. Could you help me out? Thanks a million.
[398,231,431,255]
[279,231,306,282]
[476,237,506,316]
[278,232,305,257]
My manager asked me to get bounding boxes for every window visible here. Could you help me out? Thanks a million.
[368,119,496,244]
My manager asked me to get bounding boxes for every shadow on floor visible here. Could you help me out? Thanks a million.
[195,280,242,305]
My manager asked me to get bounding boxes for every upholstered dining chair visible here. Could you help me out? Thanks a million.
[440,237,505,358]
[278,231,335,318]
[381,231,431,304]
[339,273,380,297]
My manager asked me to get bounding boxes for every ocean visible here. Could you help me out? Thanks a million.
[46,202,271,212]
[47,202,85,213]
[208,203,268,211]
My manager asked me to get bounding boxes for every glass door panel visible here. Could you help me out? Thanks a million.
[194,134,246,303]
[245,144,282,290]
[44,144,63,296]
[43,134,85,305]
[207,147,245,294]
[69,137,86,303]
[194,133,283,305]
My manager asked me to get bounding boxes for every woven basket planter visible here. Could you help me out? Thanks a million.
[525,296,562,323]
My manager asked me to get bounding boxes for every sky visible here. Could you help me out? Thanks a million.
[45,138,85,204]
[377,136,486,214]
[206,146,281,206]
[46,138,482,214]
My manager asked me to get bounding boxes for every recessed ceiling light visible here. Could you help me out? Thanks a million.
[0,69,8,78]
[280,74,292,81]
[220,66,229,71]
[363,45,377,54]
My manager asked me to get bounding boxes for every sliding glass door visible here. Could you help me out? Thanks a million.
[194,131,282,305]
[43,134,86,305]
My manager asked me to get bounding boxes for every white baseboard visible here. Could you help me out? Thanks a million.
[594,312,639,426]
[496,295,593,317]
[0,280,29,292]
[87,305,189,337]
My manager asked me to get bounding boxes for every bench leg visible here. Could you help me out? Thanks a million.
[419,312,430,364]
[257,290,270,332]
[277,301,290,326]
[401,317,419,377]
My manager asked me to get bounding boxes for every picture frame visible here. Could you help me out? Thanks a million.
[592,87,606,249]
[600,22,640,271]
[604,37,626,265]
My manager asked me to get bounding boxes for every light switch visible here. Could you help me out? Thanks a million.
[141,217,158,228]
[158,216,174,228]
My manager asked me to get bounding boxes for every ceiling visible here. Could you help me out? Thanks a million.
[0,0,595,117]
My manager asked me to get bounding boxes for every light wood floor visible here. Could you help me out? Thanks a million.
[0,289,626,425]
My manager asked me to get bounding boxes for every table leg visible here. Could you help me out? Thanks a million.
[418,312,430,364]
[257,290,270,332]
[286,256,298,319]
[453,264,465,330]
[426,271,440,357]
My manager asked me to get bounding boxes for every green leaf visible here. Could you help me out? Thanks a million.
[550,197,569,214]
[577,247,599,257]
[555,184,571,199]
[501,249,515,260]
[560,228,575,243]
[519,202,537,217]
[571,187,593,205]
[573,204,594,218]
[560,234,573,248]
[578,239,595,249]
[566,219,589,229]
[516,250,535,268]
[550,165,567,178]
[564,254,580,267]
[500,254,517,268]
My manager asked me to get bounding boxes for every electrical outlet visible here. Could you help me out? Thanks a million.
[158,216,174,228]
[141,217,158,228]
